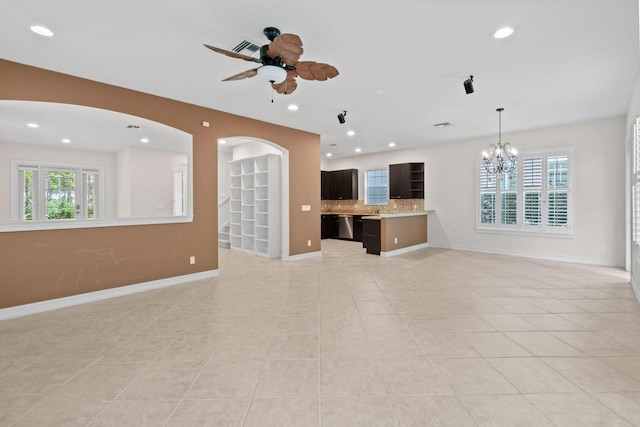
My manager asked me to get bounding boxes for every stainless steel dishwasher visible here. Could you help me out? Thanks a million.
[338,214,354,239]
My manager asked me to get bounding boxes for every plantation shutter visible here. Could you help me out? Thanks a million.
[479,162,496,224]
[546,154,569,231]
[522,156,542,228]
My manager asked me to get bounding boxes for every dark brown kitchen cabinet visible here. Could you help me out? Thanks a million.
[362,218,381,255]
[353,215,363,242]
[321,214,339,239]
[389,163,424,199]
[321,169,358,200]
[321,170,331,200]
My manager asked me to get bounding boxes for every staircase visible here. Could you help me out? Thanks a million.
[218,221,231,249]
[218,192,231,249]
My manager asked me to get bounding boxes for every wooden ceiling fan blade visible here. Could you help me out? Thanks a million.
[222,68,259,81]
[267,34,304,66]
[203,44,262,63]
[295,61,339,81]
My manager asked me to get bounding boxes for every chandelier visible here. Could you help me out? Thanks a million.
[482,108,517,174]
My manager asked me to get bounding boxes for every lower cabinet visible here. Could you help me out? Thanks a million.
[321,214,339,239]
[353,215,363,242]
[362,219,381,255]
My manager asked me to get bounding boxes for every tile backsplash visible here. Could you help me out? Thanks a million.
[321,199,424,214]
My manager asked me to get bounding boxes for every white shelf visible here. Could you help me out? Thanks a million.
[228,154,280,258]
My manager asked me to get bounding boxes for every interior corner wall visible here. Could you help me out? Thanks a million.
[326,116,626,266]
[0,59,321,309]
[127,147,186,218]
[627,70,640,290]
[116,146,131,217]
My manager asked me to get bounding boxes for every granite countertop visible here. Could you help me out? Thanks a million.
[333,210,434,219]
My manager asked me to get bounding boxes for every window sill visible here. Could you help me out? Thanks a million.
[0,215,194,233]
[476,227,574,239]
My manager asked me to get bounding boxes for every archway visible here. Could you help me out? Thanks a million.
[217,136,290,259]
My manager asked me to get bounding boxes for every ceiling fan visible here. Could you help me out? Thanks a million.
[204,27,339,95]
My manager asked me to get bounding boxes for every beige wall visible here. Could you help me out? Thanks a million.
[381,216,428,252]
[0,59,321,309]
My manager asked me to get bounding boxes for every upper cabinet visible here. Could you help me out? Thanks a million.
[321,170,331,200]
[321,169,358,200]
[389,163,424,199]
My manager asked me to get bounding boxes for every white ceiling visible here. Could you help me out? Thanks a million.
[1,0,638,159]
[0,100,191,153]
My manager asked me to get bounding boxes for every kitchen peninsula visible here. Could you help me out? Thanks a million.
[361,211,430,256]
[321,199,432,256]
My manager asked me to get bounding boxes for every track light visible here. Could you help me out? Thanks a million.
[464,75,474,94]
[337,111,347,124]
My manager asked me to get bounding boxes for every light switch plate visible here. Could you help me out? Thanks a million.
[301,205,311,211]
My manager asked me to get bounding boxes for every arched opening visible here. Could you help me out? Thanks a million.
[217,136,290,260]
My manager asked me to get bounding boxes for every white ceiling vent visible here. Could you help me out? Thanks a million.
[232,39,261,57]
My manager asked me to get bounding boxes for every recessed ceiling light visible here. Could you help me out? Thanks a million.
[30,25,54,37]
[288,104,298,111]
[326,153,332,157]
[27,122,39,128]
[388,142,396,147]
[494,26,514,39]
[347,130,355,136]
[61,138,71,144]
[355,148,362,153]
[140,138,149,143]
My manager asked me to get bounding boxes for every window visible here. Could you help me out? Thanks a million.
[477,147,573,236]
[365,169,388,205]
[15,162,101,222]
[633,117,640,245]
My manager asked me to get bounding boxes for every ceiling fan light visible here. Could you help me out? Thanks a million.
[257,65,287,84]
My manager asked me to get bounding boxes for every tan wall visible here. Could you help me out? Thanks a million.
[381,216,428,252]
[0,59,321,309]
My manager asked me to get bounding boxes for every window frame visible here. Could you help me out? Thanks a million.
[11,160,105,223]
[633,117,640,246]
[476,146,574,238]
[364,168,389,206]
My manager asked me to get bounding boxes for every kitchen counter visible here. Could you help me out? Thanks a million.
[361,210,433,220]
[361,211,432,256]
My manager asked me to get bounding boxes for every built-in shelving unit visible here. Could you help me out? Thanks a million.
[389,162,424,199]
[229,154,281,258]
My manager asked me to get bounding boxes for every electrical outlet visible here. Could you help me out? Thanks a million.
[307,240,312,247]
[189,256,196,264]
[394,237,398,244]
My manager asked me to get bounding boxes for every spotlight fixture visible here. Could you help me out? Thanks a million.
[337,111,347,124]
[464,75,474,94]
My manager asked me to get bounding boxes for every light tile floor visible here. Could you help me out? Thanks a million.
[1,239,640,426]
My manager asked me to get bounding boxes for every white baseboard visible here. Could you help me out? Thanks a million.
[283,251,322,262]
[0,270,219,321]
[428,243,625,268]
[380,242,430,257]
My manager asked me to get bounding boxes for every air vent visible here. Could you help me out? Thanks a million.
[127,125,141,129]
[232,39,261,57]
